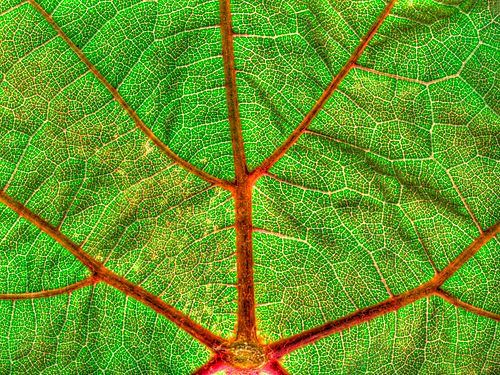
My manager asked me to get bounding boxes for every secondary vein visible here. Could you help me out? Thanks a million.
[267,220,500,357]
[435,289,500,322]
[249,0,398,183]
[0,190,226,351]
[27,0,234,192]
[0,276,98,300]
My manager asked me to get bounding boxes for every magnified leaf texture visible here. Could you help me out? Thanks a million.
[0,0,499,374]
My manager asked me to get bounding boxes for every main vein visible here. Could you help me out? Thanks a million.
[268,220,500,358]
[249,0,398,182]
[27,0,234,192]
[219,0,257,343]
[0,191,226,351]
[219,0,248,182]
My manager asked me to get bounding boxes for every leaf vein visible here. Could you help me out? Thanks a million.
[26,0,233,191]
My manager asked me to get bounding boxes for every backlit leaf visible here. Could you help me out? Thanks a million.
[0,0,498,374]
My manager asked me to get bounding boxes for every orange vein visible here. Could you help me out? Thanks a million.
[219,0,248,182]
[435,289,500,321]
[268,220,500,358]
[0,276,98,300]
[0,191,226,351]
[27,0,234,192]
[249,0,397,182]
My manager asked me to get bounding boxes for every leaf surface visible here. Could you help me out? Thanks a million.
[0,0,498,374]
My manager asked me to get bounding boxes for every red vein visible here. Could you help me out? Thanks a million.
[0,276,98,300]
[0,191,226,351]
[268,220,500,358]
[191,356,226,375]
[264,361,291,375]
[219,0,248,183]
[435,289,500,321]
[27,0,234,192]
[249,0,397,182]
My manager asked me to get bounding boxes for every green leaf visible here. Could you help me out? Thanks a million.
[0,0,498,374]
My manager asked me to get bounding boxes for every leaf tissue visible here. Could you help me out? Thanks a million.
[0,0,499,374]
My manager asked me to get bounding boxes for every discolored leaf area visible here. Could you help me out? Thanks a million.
[0,0,498,374]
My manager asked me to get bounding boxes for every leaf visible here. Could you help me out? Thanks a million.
[0,0,498,374]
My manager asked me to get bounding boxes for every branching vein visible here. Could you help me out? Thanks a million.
[0,276,98,300]
[27,0,234,192]
[435,289,500,322]
[249,0,398,182]
[268,220,500,358]
[0,190,226,351]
